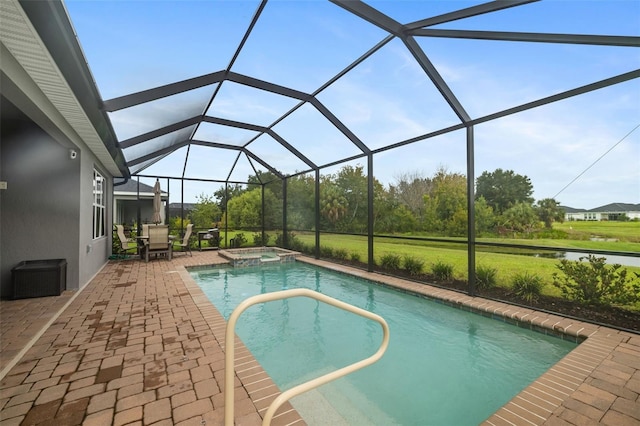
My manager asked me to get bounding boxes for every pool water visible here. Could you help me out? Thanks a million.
[190,262,576,425]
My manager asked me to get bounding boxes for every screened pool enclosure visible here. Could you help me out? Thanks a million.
[66,0,639,294]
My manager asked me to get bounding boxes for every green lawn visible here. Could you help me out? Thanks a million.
[290,230,639,305]
[555,221,640,243]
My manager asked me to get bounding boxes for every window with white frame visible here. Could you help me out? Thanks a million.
[93,169,105,239]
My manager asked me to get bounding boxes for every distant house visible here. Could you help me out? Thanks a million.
[113,180,169,226]
[563,203,640,221]
[168,202,197,219]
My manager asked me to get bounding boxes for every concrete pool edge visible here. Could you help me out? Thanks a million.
[181,256,640,425]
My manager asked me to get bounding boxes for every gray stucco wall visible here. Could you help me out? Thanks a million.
[1,114,81,297]
[79,151,112,288]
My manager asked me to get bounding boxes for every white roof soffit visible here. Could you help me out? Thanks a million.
[0,0,124,177]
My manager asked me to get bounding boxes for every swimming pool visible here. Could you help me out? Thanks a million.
[190,262,576,425]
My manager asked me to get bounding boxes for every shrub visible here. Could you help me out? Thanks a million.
[403,255,424,276]
[320,245,334,258]
[275,232,299,249]
[380,253,401,270]
[350,252,362,263]
[431,261,454,281]
[475,265,498,290]
[334,248,348,260]
[552,255,640,305]
[512,272,544,303]
[300,243,314,255]
[208,234,220,248]
[231,233,247,248]
[252,232,270,246]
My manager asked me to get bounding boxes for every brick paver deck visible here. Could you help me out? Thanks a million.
[1,251,638,425]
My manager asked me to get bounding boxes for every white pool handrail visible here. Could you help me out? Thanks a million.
[224,288,390,426]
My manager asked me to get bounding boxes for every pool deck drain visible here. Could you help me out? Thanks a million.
[1,251,638,425]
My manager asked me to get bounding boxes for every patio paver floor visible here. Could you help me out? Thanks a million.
[1,251,638,425]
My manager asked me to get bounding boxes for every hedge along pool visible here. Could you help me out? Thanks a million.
[190,262,576,425]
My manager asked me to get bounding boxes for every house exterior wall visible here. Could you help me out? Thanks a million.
[79,149,113,288]
[0,101,117,297]
[0,112,81,297]
[565,211,639,221]
[566,212,600,221]
[1,72,116,298]
[1,0,125,299]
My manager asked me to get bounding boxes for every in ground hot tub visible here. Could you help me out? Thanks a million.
[218,247,300,267]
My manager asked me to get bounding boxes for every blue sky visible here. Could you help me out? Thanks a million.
[64,0,639,208]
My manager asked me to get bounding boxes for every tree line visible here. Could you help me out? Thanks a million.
[181,165,566,238]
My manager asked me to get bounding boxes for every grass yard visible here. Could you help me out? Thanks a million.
[291,230,640,302]
[555,221,640,243]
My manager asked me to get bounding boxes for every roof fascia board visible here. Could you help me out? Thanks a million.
[1,46,80,150]
[17,0,129,177]
[408,28,640,47]
[103,71,226,112]
[406,0,539,30]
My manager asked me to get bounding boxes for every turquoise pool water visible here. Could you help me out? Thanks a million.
[190,262,576,425]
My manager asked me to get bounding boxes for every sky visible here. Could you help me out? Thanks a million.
[64,0,640,208]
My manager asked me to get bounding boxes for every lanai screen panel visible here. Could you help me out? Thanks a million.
[230,0,389,93]
[272,103,363,167]
[109,85,213,153]
[246,134,312,176]
[205,82,301,128]
[138,146,189,179]
[62,0,638,196]
[65,0,255,99]
[416,37,639,120]
[374,130,468,185]
[193,122,260,147]
[317,37,463,151]
[124,126,196,174]
[474,82,640,209]
[182,145,245,182]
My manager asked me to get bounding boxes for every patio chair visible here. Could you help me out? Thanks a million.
[115,225,137,258]
[142,225,172,262]
[174,224,193,256]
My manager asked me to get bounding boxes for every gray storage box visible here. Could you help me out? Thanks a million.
[12,259,67,299]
